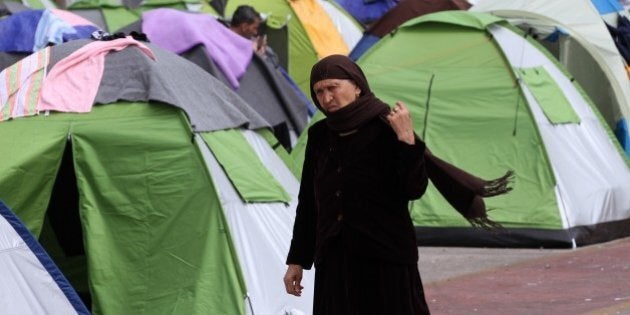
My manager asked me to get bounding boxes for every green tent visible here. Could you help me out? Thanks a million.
[0,40,311,313]
[292,11,630,248]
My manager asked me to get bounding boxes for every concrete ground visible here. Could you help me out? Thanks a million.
[417,237,630,314]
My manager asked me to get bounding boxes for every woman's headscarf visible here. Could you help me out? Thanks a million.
[309,55,513,229]
[309,54,390,132]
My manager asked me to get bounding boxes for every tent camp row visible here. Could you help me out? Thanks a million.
[38,0,363,96]
[3,4,630,313]
[292,10,630,248]
[0,37,314,313]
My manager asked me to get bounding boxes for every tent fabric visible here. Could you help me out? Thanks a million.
[47,39,269,132]
[71,104,247,314]
[295,11,630,247]
[607,14,630,64]
[201,129,290,203]
[0,51,28,71]
[196,130,314,314]
[517,66,580,124]
[348,0,471,59]
[0,200,89,314]
[470,0,630,155]
[185,49,310,142]
[368,0,471,37]
[489,23,630,227]
[0,1,31,15]
[617,118,630,156]
[333,0,399,26]
[317,0,363,51]
[0,38,314,313]
[348,33,379,60]
[0,103,249,314]
[288,0,349,58]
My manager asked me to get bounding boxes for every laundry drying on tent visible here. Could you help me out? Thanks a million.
[116,8,312,151]
[0,8,99,53]
[293,11,630,248]
[0,36,313,314]
[0,8,101,76]
[471,0,630,157]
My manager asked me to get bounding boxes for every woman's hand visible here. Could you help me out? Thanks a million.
[283,264,304,296]
[387,101,415,145]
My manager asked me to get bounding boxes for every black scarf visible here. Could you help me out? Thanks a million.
[324,92,389,132]
[310,55,513,229]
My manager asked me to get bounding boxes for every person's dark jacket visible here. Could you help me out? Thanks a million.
[286,117,428,269]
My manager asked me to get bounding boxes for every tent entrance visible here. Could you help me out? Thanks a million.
[38,139,91,310]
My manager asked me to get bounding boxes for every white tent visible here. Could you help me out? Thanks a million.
[196,129,314,315]
[471,0,630,154]
[0,200,89,314]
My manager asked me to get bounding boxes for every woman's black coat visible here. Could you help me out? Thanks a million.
[287,117,428,269]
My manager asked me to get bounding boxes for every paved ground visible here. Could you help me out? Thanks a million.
[417,237,630,314]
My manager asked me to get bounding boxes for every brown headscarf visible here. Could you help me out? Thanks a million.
[310,54,513,229]
[310,54,391,132]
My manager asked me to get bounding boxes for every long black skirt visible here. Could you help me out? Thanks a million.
[313,242,431,315]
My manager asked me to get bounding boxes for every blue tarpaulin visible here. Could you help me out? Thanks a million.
[591,0,623,14]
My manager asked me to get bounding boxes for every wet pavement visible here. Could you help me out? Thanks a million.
[417,237,630,314]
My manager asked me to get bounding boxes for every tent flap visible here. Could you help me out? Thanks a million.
[71,103,247,314]
[202,129,291,203]
[518,66,580,124]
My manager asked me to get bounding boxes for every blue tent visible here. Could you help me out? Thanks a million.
[334,0,399,26]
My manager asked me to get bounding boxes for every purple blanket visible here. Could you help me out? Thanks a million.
[142,8,253,89]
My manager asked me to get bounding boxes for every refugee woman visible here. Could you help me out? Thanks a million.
[282,53,430,314]
[282,54,512,315]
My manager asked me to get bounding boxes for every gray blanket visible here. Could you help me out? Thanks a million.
[49,39,270,132]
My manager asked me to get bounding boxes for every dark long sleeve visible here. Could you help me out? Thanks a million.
[396,137,428,200]
[286,130,317,270]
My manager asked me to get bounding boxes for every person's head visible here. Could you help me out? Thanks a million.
[230,5,261,39]
[310,54,371,113]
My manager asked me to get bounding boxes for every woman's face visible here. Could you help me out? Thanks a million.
[312,79,361,113]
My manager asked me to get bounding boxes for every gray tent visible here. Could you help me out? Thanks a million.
[118,14,312,151]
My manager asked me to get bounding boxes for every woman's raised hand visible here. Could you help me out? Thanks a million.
[387,101,415,145]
